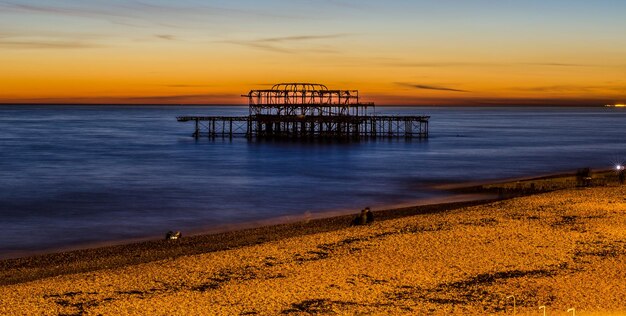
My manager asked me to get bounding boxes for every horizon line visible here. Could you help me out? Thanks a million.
[0,103,609,107]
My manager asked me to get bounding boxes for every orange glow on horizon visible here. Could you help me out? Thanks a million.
[2,50,622,106]
[1,2,624,106]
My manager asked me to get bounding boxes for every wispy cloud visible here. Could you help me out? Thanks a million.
[367,93,612,107]
[520,62,589,67]
[469,97,612,107]
[124,93,231,102]
[221,40,292,53]
[395,82,469,92]
[510,84,626,93]
[0,93,239,104]
[0,38,98,49]
[256,34,349,43]
[219,33,350,54]
[319,0,367,10]
[155,34,176,41]
[382,61,596,68]
[382,61,492,68]
[0,28,103,49]
[512,85,589,92]
[0,1,304,29]
[161,84,215,88]
[0,1,133,25]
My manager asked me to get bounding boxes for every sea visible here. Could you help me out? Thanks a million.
[1,105,625,259]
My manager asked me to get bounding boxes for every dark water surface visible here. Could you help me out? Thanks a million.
[1,105,625,258]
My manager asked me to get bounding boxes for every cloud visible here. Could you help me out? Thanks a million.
[395,82,469,92]
[512,85,587,92]
[0,1,303,29]
[0,32,13,38]
[0,1,131,24]
[248,83,278,87]
[467,97,612,107]
[219,33,350,54]
[221,40,292,53]
[0,29,103,49]
[382,61,492,68]
[521,62,588,67]
[161,84,215,88]
[366,93,612,107]
[381,61,595,68]
[0,38,98,49]
[256,34,350,43]
[318,0,366,10]
[155,34,176,41]
[510,85,626,93]
[123,93,231,102]
[0,93,240,104]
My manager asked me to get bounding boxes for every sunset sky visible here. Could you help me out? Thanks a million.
[1,0,625,105]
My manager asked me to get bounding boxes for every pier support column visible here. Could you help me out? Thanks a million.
[193,118,199,139]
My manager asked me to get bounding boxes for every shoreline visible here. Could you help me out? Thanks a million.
[0,168,619,286]
[1,179,623,315]
[0,198,494,286]
[0,191,492,261]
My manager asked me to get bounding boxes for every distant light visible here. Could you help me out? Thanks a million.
[617,165,624,171]
[605,104,626,107]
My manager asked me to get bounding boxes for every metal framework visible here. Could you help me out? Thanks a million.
[177,83,429,140]
[245,83,369,117]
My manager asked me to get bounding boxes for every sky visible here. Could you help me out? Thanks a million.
[1,0,625,105]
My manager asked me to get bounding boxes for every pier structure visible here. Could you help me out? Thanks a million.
[177,83,429,140]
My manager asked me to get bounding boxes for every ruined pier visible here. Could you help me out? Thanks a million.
[177,83,429,140]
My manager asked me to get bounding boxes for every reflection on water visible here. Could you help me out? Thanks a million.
[0,105,624,257]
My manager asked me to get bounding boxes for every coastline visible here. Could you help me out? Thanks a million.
[0,199,494,286]
[0,173,623,315]
[0,169,618,286]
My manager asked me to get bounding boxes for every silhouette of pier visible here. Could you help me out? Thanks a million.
[177,83,429,140]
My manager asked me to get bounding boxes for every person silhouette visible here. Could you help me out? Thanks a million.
[364,207,374,223]
[352,208,374,225]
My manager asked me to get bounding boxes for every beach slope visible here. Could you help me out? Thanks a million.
[1,186,625,315]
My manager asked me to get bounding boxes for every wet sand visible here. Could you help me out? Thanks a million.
[1,172,624,315]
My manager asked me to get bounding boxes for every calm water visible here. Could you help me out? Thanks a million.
[1,105,625,258]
